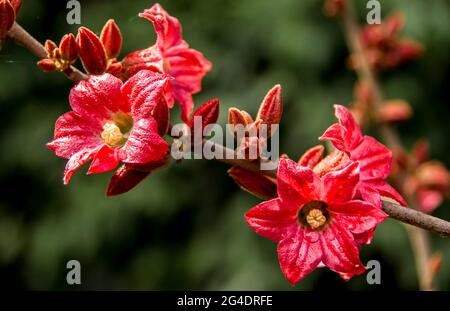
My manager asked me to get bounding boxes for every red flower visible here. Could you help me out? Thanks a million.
[245,158,387,285]
[122,3,212,122]
[320,105,406,209]
[47,70,170,184]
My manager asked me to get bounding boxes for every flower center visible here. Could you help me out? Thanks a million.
[101,113,133,147]
[101,122,124,146]
[297,200,330,230]
[306,209,327,229]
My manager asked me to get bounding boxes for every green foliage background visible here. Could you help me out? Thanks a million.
[0,0,449,290]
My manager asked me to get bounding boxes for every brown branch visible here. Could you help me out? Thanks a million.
[7,22,87,82]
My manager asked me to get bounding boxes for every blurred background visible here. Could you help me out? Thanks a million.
[0,0,449,290]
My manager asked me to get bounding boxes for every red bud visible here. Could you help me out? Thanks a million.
[59,33,78,63]
[76,26,107,75]
[37,59,57,72]
[0,0,15,40]
[228,108,253,127]
[412,139,429,165]
[298,145,324,168]
[256,84,282,125]
[228,166,277,200]
[107,159,168,196]
[9,0,21,15]
[44,39,58,56]
[189,99,220,130]
[379,100,413,123]
[100,19,122,59]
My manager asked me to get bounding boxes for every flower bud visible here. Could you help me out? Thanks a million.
[256,84,282,126]
[100,19,122,59]
[76,26,107,75]
[228,166,277,199]
[37,59,57,72]
[0,0,15,42]
[379,100,413,123]
[60,33,78,63]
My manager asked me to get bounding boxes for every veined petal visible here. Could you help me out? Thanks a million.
[47,111,102,158]
[320,222,366,276]
[139,3,183,51]
[329,200,387,234]
[277,228,323,285]
[277,158,321,209]
[322,161,360,204]
[245,199,297,242]
[334,105,363,150]
[298,145,324,169]
[364,180,407,207]
[121,45,164,79]
[87,144,122,174]
[121,70,171,119]
[122,117,168,164]
[69,74,128,123]
[351,136,392,180]
[63,148,98,184]
[165,47,212,94]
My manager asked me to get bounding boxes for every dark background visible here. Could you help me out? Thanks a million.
[0,0,449,290]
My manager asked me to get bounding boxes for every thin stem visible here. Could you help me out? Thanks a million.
[7,22,87,82]
[340,1,435,289]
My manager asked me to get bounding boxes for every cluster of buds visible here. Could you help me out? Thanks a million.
[350,80,413,126]
[0,0,21,47]
[38,19,122,75]
[227,85,282,199]
[37,34,78,72]
[349,12,423,70]
[394,140,449,214]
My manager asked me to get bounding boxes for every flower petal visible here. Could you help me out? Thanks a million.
[329,200,387,234]
[277,228,323,285]
[319,105,363,152]
[122,117,168,164]
[121,45,164,79]
[63,148,98,184]
[139,3,183,51]
[322,161,360,204]
[121,70,171,119]
[87,144,122,174]
[351,136,392,180]
[334,105,363,150]
[245,199,297,242]
[298,145,324,169]
[320,222,366,276]
[69,74,128,123]
[364,180,407,207]
[47,111,102,158]
[277,158,321,209]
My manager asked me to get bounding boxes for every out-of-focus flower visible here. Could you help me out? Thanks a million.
[245,158,387,285]
[399,140,449,213]
[320,105,406,210]
[350,81,413,126]
[122,3,212,122]
[348,12,423,71]
[47,70,171,184]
